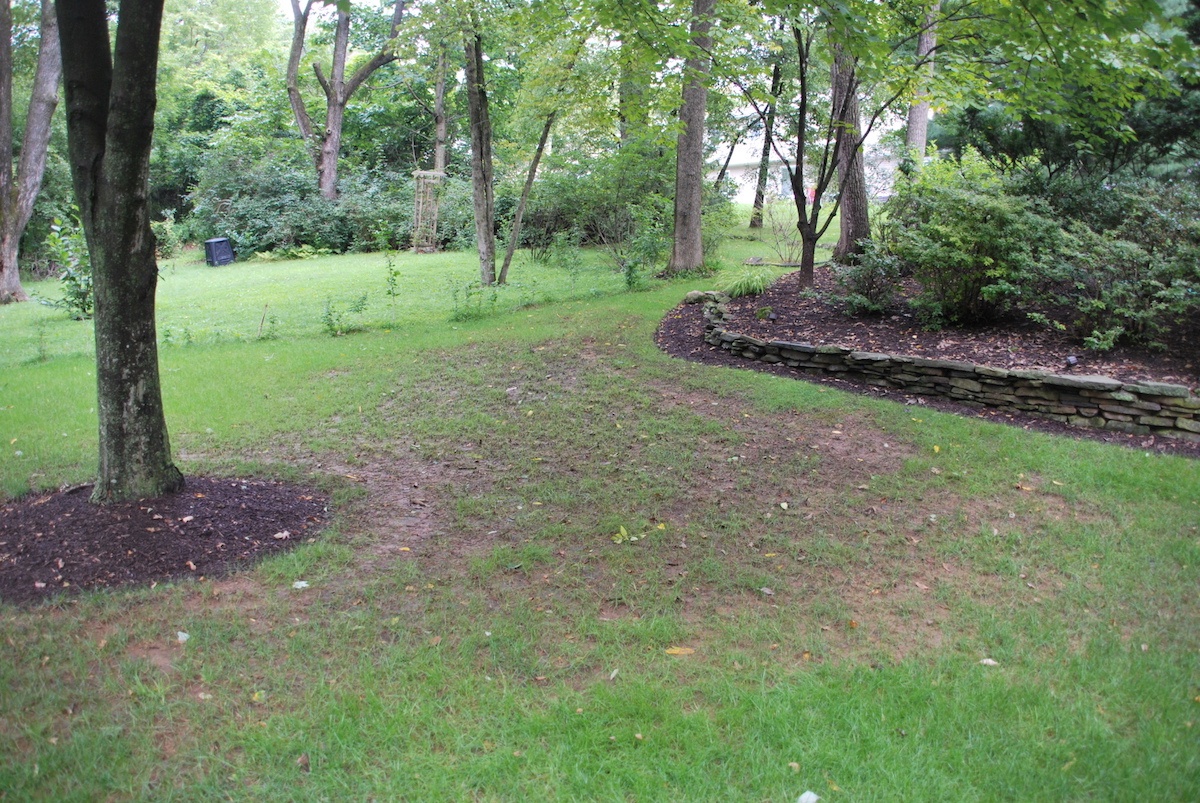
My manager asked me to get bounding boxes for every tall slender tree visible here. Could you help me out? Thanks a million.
[0,0,61,303]
[57,0,183,503]
[463,23,495,285]
[748,60,781,229]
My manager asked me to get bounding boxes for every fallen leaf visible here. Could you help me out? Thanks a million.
[979,658,999,666]
[297,753,310,773]
[915,581,930,590]
[292,580,310,589]
[609,668,619,680]
[273,530,290,540]
[933,445,941,453]
[181,515,194,523]
[759,587,775,596]
[429,635,442,647]
[177,631,190,643]
[665,646,695,656]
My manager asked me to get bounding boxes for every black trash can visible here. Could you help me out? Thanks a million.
[204,237,235,266]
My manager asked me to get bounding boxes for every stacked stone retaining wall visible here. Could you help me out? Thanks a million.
[696,297,1200,443]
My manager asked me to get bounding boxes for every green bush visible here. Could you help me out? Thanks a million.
[151,213,184,259]
[521,142,675,250]
[887,149,1061,327]
[188,132,421,256]
[1047,223,1200,351]
[1012,179,1200,350]
[832,239,901,315]
[42,218,93,321]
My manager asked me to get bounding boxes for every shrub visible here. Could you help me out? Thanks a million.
[832,239,901,315]
[189,132,420,256]
[887,149,1061,326]
[42,218,93,320]
[151,212,184,259]
[1046,223,1200,351]
[1014,179,1200,350]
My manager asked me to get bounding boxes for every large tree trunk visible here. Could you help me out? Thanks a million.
[905,2,940,157]
[463,30,495,285]
[287,0,405,201]
[499,112,554,286]
[0,0,61,303]
[57,0,183,503]
[666,0,714,275]
[832,44,869,261]
[749,61,781,229]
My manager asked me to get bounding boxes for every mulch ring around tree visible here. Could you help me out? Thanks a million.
[0,477,328,607]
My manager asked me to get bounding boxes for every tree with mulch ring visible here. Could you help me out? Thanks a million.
[0,477,327,607]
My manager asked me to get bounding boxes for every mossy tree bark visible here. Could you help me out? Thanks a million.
[57,0,183,503]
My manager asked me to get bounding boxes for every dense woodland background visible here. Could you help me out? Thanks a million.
[4,0,1199,346]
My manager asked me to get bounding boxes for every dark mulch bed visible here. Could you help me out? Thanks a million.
[0,477,327,607]
[655,265,1200,460]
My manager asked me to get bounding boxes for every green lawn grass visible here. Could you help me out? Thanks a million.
[1,233,1197,800]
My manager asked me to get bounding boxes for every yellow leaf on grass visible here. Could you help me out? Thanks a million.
[933,445,941,453]
[665,647,695,656]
